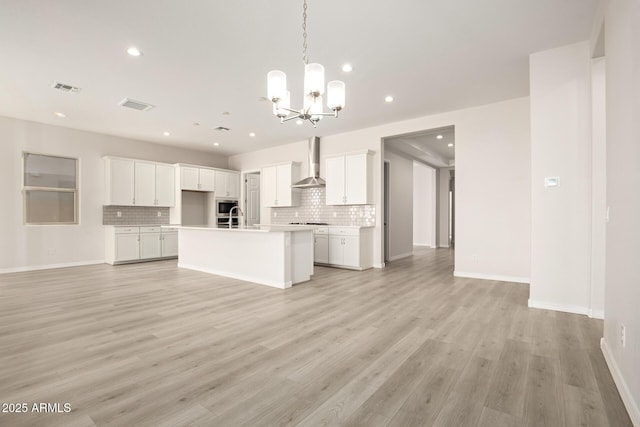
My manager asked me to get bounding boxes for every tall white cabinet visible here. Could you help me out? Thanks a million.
[325,151,374,205]
[262,162,301,207]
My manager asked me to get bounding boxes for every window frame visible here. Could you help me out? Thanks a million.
[22,151,79,225]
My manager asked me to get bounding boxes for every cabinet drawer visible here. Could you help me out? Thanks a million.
[140,226,162,233]
[329,227,359,236]
[162,227,178,233]
[114,227,140,234]
[314,227,328,235]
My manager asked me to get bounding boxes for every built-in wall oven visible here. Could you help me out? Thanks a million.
[216,199,239,228]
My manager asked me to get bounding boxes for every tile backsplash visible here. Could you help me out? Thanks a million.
[270,187,375,226]
[103,206,170,225]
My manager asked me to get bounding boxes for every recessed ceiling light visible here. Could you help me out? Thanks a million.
[296,120,303,125]
[213,142,220,147]
[249,132,256,137]
[342,64,353,73]
[127,46,143,57]
[221,111,231,116]
[448,143,454,147]
[384,96,394,103]
[163,131,170,136]
[54,112,66,118]
[193,122,200,126]
[437,135,443,139]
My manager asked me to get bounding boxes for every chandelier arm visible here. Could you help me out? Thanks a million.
[282,115,304,123]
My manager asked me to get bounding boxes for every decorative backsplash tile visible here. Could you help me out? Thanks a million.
[270,187,375,226]
[103,206,170,225]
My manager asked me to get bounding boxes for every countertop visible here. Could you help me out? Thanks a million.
[106,224,181,227]
[261,224,375,229]
[168,225,315,233]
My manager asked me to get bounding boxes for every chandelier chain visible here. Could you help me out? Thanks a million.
[302,0,308,65]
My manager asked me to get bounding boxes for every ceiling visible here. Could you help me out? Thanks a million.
[0,0,597,156]
[385,126,455,168]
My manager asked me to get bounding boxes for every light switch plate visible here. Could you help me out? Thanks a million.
[544,177,560,188]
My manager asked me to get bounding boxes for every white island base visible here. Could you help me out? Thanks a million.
[174,225,315,289]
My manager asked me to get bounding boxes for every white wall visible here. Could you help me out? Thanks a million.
[436,167,453,248]
[601,0,640,423]
[0,115,227,272]
[590,57,606,318]
[383,150,414,260]
[529,42,593,314]
[413,161,436,247]
[231,97,531,278]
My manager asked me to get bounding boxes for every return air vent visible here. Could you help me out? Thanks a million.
[118,98,155,111]
[51,82,81,93]
[213,126,230,132]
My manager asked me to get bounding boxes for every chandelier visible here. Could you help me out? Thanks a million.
[267,0,345,127]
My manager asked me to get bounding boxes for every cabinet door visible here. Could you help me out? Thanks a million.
[115,233,139,261]
[161,232,178,257]
[134,162,156,206]
[155,164,175,207]
[140,233,162,259]
[226,173,240,198]
[181,167,200,191]
[108,158,135,205]
[345,154,368,205]
[342,235,360,267]
[314,235,329,264]
[276,164,292,206]
[262,166,278,207]
[214,171,228,197]
[328,235,344,265]
[199,169,215,192]
[325,156,345,205]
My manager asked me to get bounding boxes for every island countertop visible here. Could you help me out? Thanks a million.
[165,224,315,233]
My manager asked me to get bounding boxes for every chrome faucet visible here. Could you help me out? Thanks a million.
[228,206,244,228]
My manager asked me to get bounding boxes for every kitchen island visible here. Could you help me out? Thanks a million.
[169,225,315,289]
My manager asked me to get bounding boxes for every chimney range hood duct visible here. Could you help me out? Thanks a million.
[292,137,326,188]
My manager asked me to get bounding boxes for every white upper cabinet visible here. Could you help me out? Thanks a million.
[215,170,240,198]
[181,166,215,192]
[262,162,301,207]
[104,157,175,207]
[155,163,175,206]
[105,157,135,206]
[134,161,156,206]
[325,151,374,205]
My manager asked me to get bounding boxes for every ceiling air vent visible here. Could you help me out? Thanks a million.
[213,126,230,132]
[118,98,155,112]
[51,82,81,93]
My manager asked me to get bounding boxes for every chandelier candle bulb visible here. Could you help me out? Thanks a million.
[304,63,325,96]
[327,80,345,110]
[267,70,287,102]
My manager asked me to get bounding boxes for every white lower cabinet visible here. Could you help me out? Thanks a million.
[140,227,162,259]
[314,228,329,264]
[161,229,179,257]
[106,226,179,265]
[316,227,373,270]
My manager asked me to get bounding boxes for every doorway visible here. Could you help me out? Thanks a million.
[244,172,260,226]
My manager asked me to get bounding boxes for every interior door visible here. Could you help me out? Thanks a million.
[246,173,260,226]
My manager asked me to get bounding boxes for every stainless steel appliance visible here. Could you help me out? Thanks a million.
[216,199,238,217]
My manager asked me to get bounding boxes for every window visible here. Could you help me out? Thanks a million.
[23,152,78,224]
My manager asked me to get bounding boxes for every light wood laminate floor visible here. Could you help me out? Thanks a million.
[0,248,632,426]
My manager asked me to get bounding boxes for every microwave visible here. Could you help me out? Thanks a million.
[216,199,238,217]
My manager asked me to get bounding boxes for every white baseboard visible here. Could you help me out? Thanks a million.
[454,271,530,284]
[413,243,436,248]
[601,338,640,426]
[0,260,105,275]
[373,263,385,269]
[438,244,450,248]
[178,262,292,289]
[388,252,413,261]
[588,309,605,320]
[527,299,589,316]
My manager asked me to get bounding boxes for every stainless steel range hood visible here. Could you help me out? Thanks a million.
[292,137,326,188]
